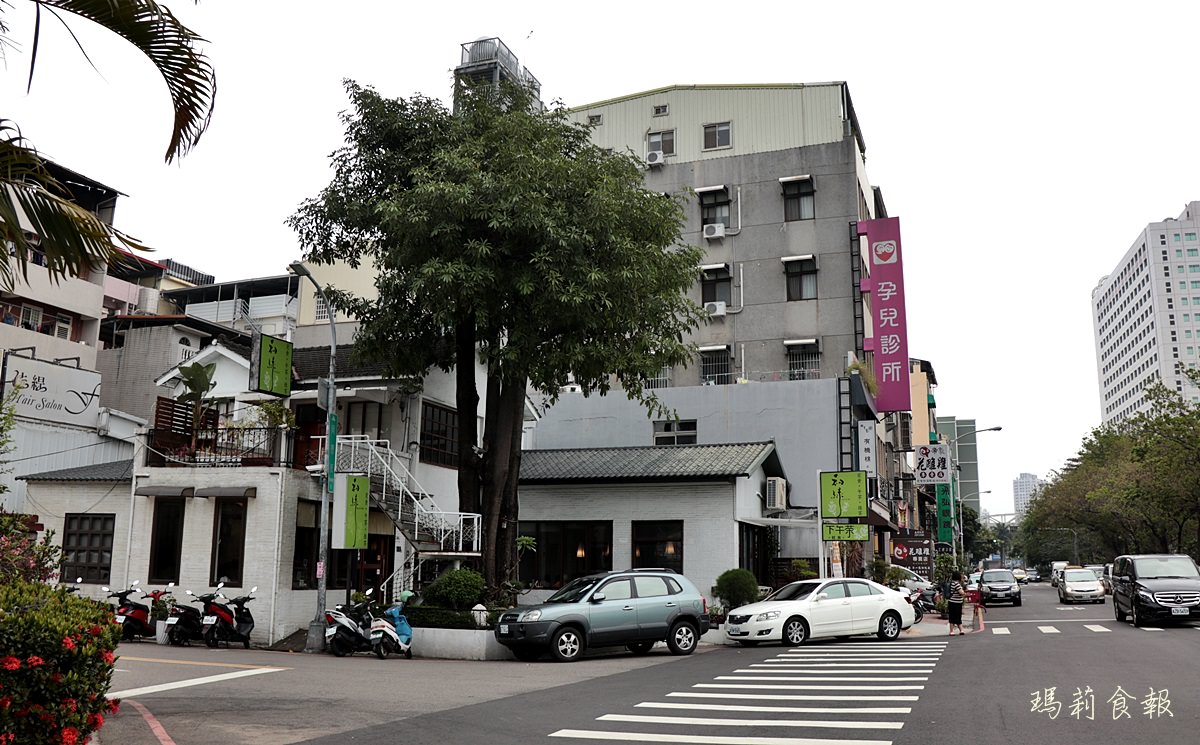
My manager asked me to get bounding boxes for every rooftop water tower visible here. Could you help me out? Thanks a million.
[454,37,542,109]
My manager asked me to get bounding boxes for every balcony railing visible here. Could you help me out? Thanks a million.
[146,427,298,468]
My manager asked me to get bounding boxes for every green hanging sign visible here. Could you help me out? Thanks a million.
[819,471,868,518]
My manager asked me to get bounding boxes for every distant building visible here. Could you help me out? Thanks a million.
[1092,201,1200,423]
[1012,472,1045,516]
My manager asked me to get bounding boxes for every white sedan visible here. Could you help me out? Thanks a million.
[724,577,916,646]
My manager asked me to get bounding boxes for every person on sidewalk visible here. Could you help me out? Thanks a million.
[947,571,967,636]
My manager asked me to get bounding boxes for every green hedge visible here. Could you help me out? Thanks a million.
[404,605,507,630]
[421,569,485,610]
[0,581,121,743]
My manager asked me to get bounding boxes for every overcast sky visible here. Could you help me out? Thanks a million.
[5,1,1198,515]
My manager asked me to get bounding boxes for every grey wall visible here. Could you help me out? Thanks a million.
[98,326,200,421]
[529,378,842,510]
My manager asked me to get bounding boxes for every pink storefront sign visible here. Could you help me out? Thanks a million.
[857,217,910,413]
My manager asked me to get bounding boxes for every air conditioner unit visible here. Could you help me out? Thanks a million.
[704,301,727,317]
[645,150,665,167]
[703,223,725,240]
[765,477,788,510]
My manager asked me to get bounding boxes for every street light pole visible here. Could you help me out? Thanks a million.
[290,261,337,654]
[956,490,990,567]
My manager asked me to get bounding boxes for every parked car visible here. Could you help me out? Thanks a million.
[493,568,710,662]
[1101,563,1114,594]
[1011,568,1028,584]
[1112,554,1200,627]
[1084,564,1106,581]
[979,569,1022,606]
[724,577,915,646]
[1059,567,1105,604]
[893,565,932,594]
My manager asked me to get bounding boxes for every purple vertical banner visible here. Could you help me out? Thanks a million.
[857,217,911,412]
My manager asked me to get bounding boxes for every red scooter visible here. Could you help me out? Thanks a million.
[102,581,173,641]
[189,583,257,649]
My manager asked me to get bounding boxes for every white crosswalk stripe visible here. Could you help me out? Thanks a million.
[550,641,948,744]
[990,628,1011,634]
[1083,624,1110,632]
[1037,626,1060,633]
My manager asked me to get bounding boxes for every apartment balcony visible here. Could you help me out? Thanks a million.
[146,427,298,468]
[8,262,104,320]
[0,322,96,368]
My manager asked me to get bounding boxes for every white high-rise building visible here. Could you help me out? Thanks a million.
[1012,472,1045,516]
[1092,201,1200,423]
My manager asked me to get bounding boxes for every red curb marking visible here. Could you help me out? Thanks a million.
[127,700,177,745]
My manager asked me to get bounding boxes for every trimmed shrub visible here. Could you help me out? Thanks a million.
[714,568,759,610]
[404,605,507,630]
[0,580,121,743]
[422,569,485,610]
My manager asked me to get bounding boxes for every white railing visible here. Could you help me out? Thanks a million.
[315,434,481,555]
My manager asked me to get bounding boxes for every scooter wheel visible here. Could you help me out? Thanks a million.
[168,627,183,646]
[204,629,218,648]
[405,648,413,660]
[330,636,348,657]
[374,642,388,660]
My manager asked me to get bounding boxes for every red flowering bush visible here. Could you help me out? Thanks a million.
[0,580,120,743]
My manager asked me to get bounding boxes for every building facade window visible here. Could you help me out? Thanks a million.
[148,498,186,585]
[517,520,613,588]
[20,305,42,331]
[787,345,821,380]
[210,498,247,586]
[314,294,333,322]
[345,401,383,440]
[632,520,683,574]
[700,350,733,385]
[652,104,669,117]
[654,419,697,445]
[701,268,732,304]
[703,122,731,150]
[785,258,818,300]
[420,401,459,468]
[783,179,815,221]
[646,365,672,390]
[699,190,730,227]
[648,130,675,155]
[587,114,602,126]
[62,513,115,584]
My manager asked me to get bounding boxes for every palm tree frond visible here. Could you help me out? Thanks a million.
[37,0,216,162]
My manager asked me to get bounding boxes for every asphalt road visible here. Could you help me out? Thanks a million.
[96,581,1200,745]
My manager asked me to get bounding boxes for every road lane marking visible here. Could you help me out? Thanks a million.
[769,656,940,661]
[770,662,933,668]
[718,676,929,682]
[668,692,920,702]
[740,668,931,674]
[637,702,913,715]
[108,667,286,699]
[985,618,1108,624]
[990,628,1011,634]
[696,683,923,690]
[117,656,288,671]
[551,730,891,744]
[127,700,177,745]
[1037,626,1060,634]
[599,714,905,730]
[1141,627,1164,632]
[1084,625,1111,632]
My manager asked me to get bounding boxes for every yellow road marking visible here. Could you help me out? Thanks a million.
[117,656,290,671]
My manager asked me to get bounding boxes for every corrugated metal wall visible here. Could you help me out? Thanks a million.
[3,420,134,512]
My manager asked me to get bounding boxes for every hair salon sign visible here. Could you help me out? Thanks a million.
[1,353,102,428]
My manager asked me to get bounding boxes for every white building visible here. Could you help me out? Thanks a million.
[1092,201,1200,423]
[1012,472,1045,517]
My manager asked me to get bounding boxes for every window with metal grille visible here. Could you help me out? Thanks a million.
[313,294,334,322]
[420,401,459,468]
[703,122,731,150]
[653,419,696,445]
[648,129,675,155]
[785,258,818,301]
[700,190,730,227]
[701,268,732,304]
[646,365,672,390]
[787,347,821,380]
[783,179,815,221]
[61,513,115,584]
[587,114,602,126]
[20,305,41,331]
[700,350,732,385]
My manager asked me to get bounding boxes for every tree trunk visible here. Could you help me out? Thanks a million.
[480,376,526,589]
[454,320,480,515]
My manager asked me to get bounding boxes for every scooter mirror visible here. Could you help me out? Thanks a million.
[131,580,140,587]
[365,588,374,597]
[101,587,110,592]
[217,582,225,590]
[74,577,82,583]
[167,582,175,589]
[186,590,195,596]
[250,586,258,593]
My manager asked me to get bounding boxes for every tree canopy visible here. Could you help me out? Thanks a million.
[290,79,705,590]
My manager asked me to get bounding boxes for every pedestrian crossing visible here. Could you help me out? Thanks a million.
[549,641,946,744]
[967,622,1196,635]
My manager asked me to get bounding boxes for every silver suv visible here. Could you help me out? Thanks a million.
[494,568,710,662]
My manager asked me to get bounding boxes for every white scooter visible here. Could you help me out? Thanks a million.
[369,609,405,659]
[324,588,380,658]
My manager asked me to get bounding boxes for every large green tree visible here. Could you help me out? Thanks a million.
[1,0,216,288]
[290,80,705,591]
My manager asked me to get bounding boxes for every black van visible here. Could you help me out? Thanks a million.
[1111,554,1200,627]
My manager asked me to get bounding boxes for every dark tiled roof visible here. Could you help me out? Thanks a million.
[520,442,777,484]
[20,460,134,483]
[292,345,386,381]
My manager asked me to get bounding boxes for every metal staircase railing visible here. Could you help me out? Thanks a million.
[315,435,481,595]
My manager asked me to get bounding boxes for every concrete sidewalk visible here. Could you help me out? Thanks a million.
[904,605,986,636]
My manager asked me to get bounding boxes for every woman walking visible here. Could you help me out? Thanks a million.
[947,571,967,636]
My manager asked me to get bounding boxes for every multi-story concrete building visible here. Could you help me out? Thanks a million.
[1092,201,1200,423]
[1012,471,1045,517]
